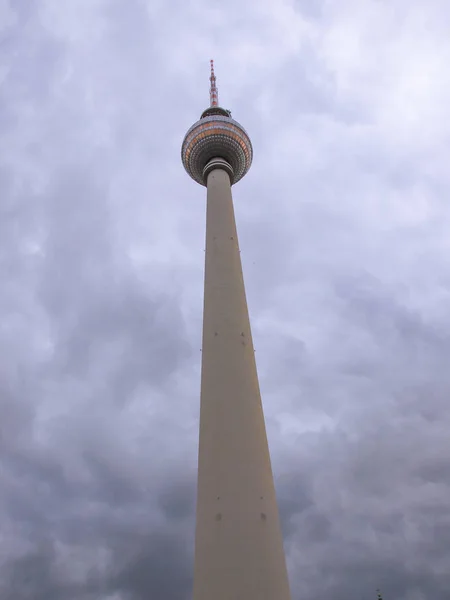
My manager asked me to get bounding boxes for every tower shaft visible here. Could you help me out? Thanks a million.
[193,165,291,600]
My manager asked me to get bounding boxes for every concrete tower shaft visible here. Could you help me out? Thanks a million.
[193,164,292,600]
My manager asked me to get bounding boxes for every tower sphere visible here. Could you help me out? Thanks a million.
[181,64,253,186]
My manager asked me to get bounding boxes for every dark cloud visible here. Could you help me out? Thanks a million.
[1,0,450,599]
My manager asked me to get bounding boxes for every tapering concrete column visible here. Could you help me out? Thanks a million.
[192,164,292,600]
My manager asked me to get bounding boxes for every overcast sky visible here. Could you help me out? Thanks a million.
[1,0,450,598]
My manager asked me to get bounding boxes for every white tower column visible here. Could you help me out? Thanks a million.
[192,164,292,600]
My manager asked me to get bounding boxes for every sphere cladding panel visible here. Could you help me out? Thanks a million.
[182,116,253,185]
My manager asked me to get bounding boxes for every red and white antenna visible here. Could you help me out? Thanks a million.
[209,59,219,107]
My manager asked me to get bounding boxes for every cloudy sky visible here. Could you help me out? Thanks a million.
[1,0,450,598]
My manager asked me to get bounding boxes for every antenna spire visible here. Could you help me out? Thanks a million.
[209,59,219,107]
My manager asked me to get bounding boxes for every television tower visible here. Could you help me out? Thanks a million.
[182,61,292,600]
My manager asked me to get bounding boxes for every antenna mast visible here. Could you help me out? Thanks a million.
[209,59,219,107]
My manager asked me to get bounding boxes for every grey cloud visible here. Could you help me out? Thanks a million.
[1,0,450,599]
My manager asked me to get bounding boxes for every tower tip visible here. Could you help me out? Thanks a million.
[209,59,218,107]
